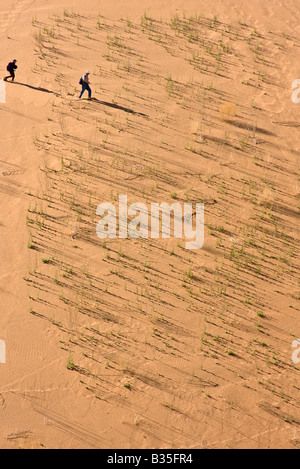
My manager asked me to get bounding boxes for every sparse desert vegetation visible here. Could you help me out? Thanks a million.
[0,0,299,450]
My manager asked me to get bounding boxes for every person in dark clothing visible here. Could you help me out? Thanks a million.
[4,59,18,82]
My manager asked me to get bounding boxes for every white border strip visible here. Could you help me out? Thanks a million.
[0,80,6,103]
[0,339,6,363]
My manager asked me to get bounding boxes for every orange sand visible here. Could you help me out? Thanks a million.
[0,0,299,449]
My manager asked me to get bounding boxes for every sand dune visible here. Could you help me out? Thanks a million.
[0,0,299,449]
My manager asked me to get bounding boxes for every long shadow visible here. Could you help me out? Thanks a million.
[89,97,147,117]
[226,119,276,136]
[9,81,59,96]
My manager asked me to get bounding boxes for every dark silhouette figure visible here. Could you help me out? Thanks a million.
[4,59,18,82]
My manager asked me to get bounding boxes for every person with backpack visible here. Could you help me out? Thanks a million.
[4,59,18,82]
[79,71,92,99]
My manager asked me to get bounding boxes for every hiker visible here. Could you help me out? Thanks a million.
[4,59,18,82]
[79,71,92,99]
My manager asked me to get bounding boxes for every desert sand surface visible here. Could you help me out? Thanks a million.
[0,0,299,449]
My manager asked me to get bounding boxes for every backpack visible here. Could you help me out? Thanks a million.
[79,77,83,85]
[6,63,11,72]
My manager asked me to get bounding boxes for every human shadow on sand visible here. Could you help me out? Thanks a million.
[89,97,147,117]
[5,81,59,96]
